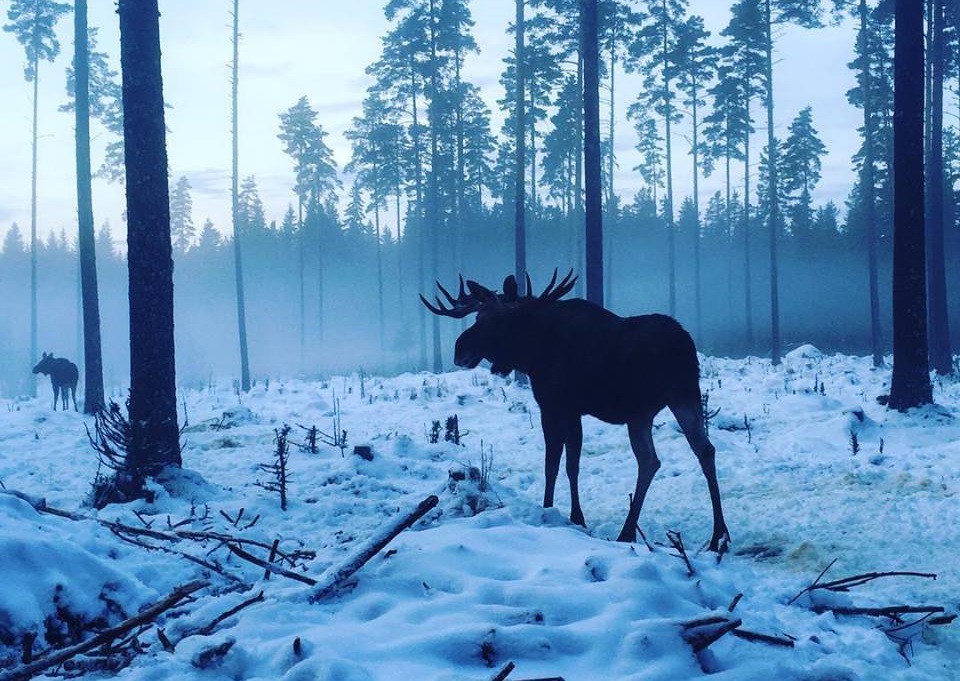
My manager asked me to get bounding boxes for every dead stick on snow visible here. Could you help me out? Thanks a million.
[490,661,516,681]
[311,495,440,602]
[817,605,945,618]
[190,590,266,639]
[227,544,318,586]
[264,538,280,581]
[732,628,795,647]
[682,617,742,653]
[0,580,208,681]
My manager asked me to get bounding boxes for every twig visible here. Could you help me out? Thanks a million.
[264,539,280,581]
[787,557,838,605]
[226,544,318,586]
[110,528,245,586]
[731,628,795,647]
[191,590,265,638]
[311,495,439,602]
[666,530,694,577]
[0,581,208,681]
[727,593,743,613]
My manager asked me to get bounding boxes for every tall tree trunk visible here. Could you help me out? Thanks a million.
[927,0,952,374]
[582,0,604,306]
[298,195,304,367]
[428,0,442,372]
[889,0,933,409]
[118,0,181,468]
[30,44,39,398]
[74,0,105,414]
[515,0,527,295]
[744,96,754,350]
[231,0,251,391]
[374,179,385,352]
[454,31,466,277]
[575,52,585,297]
[410,59,427,370]
[764,0,782,365]
[860,0,883,368]
[661,0,675,317]
[606,36,616,306]
[316,190,325,345]
[692,75,702,339]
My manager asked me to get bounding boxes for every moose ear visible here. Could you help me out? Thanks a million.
[466,280,491,300]
[502,275,518,302]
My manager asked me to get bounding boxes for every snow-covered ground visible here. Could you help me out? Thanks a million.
[1,349,958,680]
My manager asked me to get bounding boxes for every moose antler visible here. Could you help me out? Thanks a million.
[420,276,496,318]
[537,268,577,303]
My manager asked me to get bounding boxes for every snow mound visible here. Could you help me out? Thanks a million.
[0,494,148,652]
[784,344,824,367]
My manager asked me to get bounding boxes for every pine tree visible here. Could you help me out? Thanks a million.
[760,0,823,365]
[889,0,933,409]
[169,176,195,253]
[70,0,104,414]
[231,0,251,391]
[721,0,765,348]
[118,0,181,473]
[4,0,72,396]
[780,106,827,241]
[583,0,603,306]
[674,14,715,336]
[926,0,952,375]
[628,0,687,315]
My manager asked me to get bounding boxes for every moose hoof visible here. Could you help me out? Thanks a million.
[615,527,636,543]
[570,511,586,528]
[708,531,731,553]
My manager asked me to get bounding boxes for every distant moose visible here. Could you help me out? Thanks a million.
[422,270,729,551]
[33,352,79,411]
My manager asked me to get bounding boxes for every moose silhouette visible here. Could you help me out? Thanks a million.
[33,352,79,411]
[422,270,730,552]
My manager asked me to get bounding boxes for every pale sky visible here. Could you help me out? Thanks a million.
[0,1,861,248]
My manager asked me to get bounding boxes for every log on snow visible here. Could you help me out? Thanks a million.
[311,494,439,602]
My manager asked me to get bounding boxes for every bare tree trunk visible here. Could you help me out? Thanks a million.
[231,0,251,391]
[30,44,39,398]
[515,0,527,295]
[764,0,782,365]
[410,59,427,371]
[662,0,676,317]
[74,0,105,413]
[927,0,952,374]
[860,0,883,368]
[692,75,702,340]
[428,0,442,372]
[119,0,181,468]
[744,94,754,351]
[889,0,933,409]
[582,0,604,306]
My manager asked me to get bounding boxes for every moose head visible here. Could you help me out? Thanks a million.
[420,269,577,377]
[33,352,54,375]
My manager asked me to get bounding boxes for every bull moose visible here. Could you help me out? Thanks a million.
[32,352,79,411]
[421,271,729,551]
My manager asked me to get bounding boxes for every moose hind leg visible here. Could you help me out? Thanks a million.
[71,385,78,411]
[671,399,730,552]
[617,414,660,543]
[52,385,59,411]
[541,411,564,510]
[565,417,585,527]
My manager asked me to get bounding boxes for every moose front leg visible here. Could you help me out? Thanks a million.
[541,411,564,510]
[51,385,60,411]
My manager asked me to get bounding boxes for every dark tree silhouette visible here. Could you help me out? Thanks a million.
[926,0,952,375]
[582,0,603,306]
[889,0,933,409]
[514,0,527,297]
[231,0,251,391]
[72,0,104,414]
[119,0,181,468]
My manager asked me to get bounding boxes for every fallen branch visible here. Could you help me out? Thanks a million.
[731,628,795,648]
[727,593,743,613]
[681,617,742,653]
[110,527,245,586]
[815,604,945,619]
[0,580,208,681]
[227,544,318,586]
[490,661,515,681]
[791,568,936,605]
[311,495,439,602]
[190,590,265,639]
